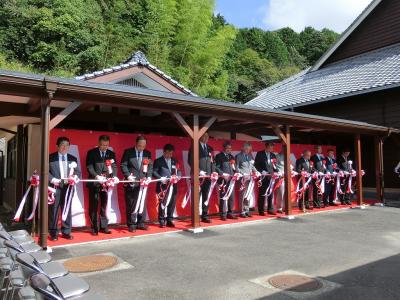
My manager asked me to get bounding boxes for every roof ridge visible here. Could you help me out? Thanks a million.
[75,51,196,96]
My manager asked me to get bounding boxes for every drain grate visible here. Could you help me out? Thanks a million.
[268,274,322,292]
[63,255,118,273]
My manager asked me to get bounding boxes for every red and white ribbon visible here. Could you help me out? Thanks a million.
[160,175,179,217]
[203,172,219,207]
[14,173,40,222]
[133,178,150,222]
[142,158,149,174]
[62,162,78,221]
[222,173,241,201]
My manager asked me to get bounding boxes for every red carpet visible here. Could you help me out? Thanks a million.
[38,199,378,248]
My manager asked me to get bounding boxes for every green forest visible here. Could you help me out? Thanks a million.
[0,0,339,103]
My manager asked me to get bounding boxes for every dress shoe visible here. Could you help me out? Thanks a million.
[220,216,227,221]
[138,224,149,230]
[329,202,337,206]
[227,214,238,219]
[201,218,212,223]
[128,225,136,232]
[50,235,58,241]
[345,201,352,205]
[166,221,175,228]
[246,213,253,218]
[100,228,112,234]
[267,211,276,215]
[61,234,73,240]
[277,209,283,214]
[259,211,265,216]
[159,222,165,228]
[240,213,248,218]
[91,229,98,236]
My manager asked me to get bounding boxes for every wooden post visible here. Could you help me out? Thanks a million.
[282,126,292,215]
[38,96,50,248]
[354,134,363,206]
[191,115,200,228]
[15,125,24,211]
[374,137,384,204]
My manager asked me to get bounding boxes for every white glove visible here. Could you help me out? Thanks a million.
[127,175,135,182]
[160,176,168,184]
[261,170,267,176]
[146,177,152,184]
[223,173,230,180]
[199,170,206,176]
[255,171,261,177]
[113,177,120,184]
[96,175,106,182]
[51,178,61,186]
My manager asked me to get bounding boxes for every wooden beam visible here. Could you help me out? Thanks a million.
[49,101,81,130]
[283,125,292,215]
[38,96,51,248]
[374,137,384,204]
[15,125,25,211]
[198,116,217,137]
[27,97,41,113]
[171,112,193,138]
[355,134,363,206]
[191,115,200,228]
[272,125,287,145]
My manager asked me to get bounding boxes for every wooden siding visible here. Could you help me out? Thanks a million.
[324,0,400,66]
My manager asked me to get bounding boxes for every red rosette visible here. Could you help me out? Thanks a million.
[271,158,277,164]
[170,175,179,184]
[333,163,337,169]
[175,162,180,170]
[30,175,39,187]
[309,161,314,167]
[322,159,327,165]
[142,158,149,173]
[229,159,235,165]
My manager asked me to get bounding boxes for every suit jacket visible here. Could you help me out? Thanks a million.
[120,148,153,186]
[311,153,325,172]
[86,148,117,187]
[255,151,277,173]
[235,152,257,175]
[215,152,235,176]
[188,143,215,174]
[295,157,313,174]
[49,152,81,188]
[325,156,336,173]
[152,156,182,194]
[336,155,352,171]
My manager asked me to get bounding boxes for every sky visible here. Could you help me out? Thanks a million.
[215,0,372,33]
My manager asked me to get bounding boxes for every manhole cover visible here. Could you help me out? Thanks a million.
[268,274,322,292]
[63,255,118,273]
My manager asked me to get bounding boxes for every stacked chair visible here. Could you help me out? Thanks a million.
[0,223,105,300]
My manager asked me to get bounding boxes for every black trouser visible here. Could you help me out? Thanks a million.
[258,177,274,213]
[218,180,234,217]
[49,185,71,237]
[312,179,321,207]
[158,185,177,223]
[323,180,335,205]
[88,185,108,231]
[124,185,147,227]
[200,178,211,219]
[340,178,351,203]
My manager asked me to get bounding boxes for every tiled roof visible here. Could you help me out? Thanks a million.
[75,51,196,96]
[246,43,400,109]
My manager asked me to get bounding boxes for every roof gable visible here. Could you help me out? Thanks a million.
[75,51,196,96]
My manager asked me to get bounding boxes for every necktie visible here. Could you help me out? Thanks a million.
[203,144,207,155]
[137,151,142,166]
[62,155,68,178]
[167,159,171,171]
[101,152,105,159]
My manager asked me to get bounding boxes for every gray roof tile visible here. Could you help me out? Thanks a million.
[247,43,400,109]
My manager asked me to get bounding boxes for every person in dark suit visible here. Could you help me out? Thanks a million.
[188,132,215,223]
[236,142,259,218]
[311,145,325,208]
[255,142,277,215]
[296,149,314,210]
[86,135,118,236]
[324,149,337,206]
[48,137,81,241]
[120,136,153,232]
[153,144,182,228]
[215,141,237,220]
[336,149,352,205]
